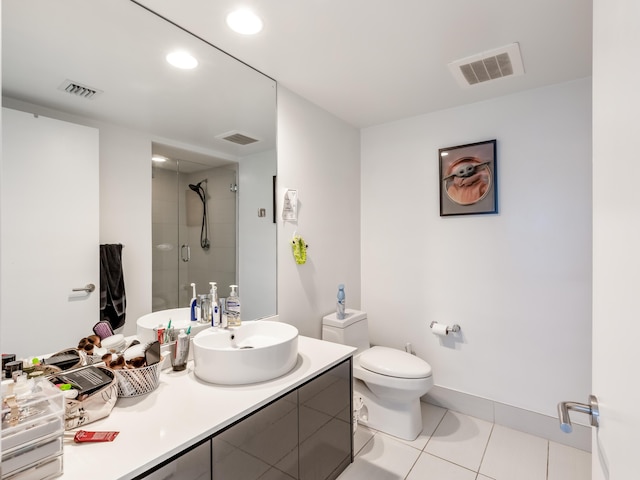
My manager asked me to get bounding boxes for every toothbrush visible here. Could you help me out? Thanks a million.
[165,319,173,343]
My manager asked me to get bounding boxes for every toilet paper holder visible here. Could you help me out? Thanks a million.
[430,321,461,334]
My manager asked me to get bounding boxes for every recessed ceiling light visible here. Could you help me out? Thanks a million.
[166,51,198,69]
[152,155,168,163]
[226,9,263,35]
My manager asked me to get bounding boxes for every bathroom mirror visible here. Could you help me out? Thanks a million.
[1,0,277,356]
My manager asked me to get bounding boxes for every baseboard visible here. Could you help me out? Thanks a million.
[423,385,591,452]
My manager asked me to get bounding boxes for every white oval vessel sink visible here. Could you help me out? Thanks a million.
[137,307,209,343]
[193,321,299,385]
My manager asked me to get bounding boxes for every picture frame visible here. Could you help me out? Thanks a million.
[439,139,497,217]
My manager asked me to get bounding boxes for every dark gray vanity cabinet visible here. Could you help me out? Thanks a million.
[298,359,352,480]
[213,358,352,480]
[138,358,352,480]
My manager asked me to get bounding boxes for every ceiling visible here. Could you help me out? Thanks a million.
[136,0,593,128]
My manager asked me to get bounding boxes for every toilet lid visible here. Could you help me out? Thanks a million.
[359,346,432,379]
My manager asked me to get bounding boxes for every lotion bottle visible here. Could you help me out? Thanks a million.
[209,282,221,327]
[227,285,241,327]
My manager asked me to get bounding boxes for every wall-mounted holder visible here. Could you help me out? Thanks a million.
[430,321,461,336]
[291,233,308,265]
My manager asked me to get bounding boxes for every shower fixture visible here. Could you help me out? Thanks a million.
[188,179,210,250]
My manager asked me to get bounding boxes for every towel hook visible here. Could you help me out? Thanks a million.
[72,283,95,293]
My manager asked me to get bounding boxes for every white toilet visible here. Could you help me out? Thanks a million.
[322,309,434,441]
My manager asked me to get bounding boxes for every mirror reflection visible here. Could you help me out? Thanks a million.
[151,145,239,311]
[1,0,277,358]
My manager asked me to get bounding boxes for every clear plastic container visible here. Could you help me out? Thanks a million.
[1,379,65,479]
[2,453,63,480]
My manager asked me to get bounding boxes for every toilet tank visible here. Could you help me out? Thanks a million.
[322,309,370,354]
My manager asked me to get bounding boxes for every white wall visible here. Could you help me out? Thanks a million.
[99,123,152,335]
[276,87,361,338]
[361,78,592,418]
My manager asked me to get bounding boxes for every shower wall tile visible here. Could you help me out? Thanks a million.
[211,223,236,248]
[211,198,237,224]
[212,247,237,273]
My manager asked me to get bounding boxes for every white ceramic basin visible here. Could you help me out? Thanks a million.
[136,308,210,343]
[193,321,299,385]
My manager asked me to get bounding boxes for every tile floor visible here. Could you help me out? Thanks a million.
[337,402,591,480]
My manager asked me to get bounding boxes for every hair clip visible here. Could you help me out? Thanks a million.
[292,234,308,265]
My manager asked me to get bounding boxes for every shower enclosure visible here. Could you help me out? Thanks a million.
[152,153,238,311]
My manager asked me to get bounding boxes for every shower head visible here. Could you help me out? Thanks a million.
[188,178,207,191]
[188,181,206,204]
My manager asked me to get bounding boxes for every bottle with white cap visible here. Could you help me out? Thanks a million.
[210,282,221,327]
[226,285,241,327]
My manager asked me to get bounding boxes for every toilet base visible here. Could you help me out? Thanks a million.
[354,379,423,441]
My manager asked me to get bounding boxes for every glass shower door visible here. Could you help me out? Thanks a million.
[151,158,181,312]
[152,154,238,312]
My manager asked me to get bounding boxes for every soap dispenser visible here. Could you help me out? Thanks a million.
[226,285,241,327]
[190,283,199,322]
[210,282,221,327]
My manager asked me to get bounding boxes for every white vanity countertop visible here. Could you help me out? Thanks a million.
[60,336,355,480]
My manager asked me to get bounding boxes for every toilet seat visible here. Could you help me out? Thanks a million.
[359,346,432,379]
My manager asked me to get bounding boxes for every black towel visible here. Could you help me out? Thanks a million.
[100,244,126,330]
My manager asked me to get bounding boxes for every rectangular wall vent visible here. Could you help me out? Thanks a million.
[216,131,260,146]
[448,43,524,88]
[58,79,103,99]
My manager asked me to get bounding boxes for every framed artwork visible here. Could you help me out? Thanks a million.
[439,139,497,216]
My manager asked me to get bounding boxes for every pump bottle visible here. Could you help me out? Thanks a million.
[227,285,241,327]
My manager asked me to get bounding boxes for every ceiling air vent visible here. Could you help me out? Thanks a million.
[58,79,103,99]
[216,131,260,146]
[448,43,524,88]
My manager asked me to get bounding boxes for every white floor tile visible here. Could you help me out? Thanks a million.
[337,433,420,480]
[379,402,447,451]
[339,407,592,480]
[354,425,376,455]
[479,425,548,480]
[406,452,476,480]
[548,441,591,480]
[424,410,493,471]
